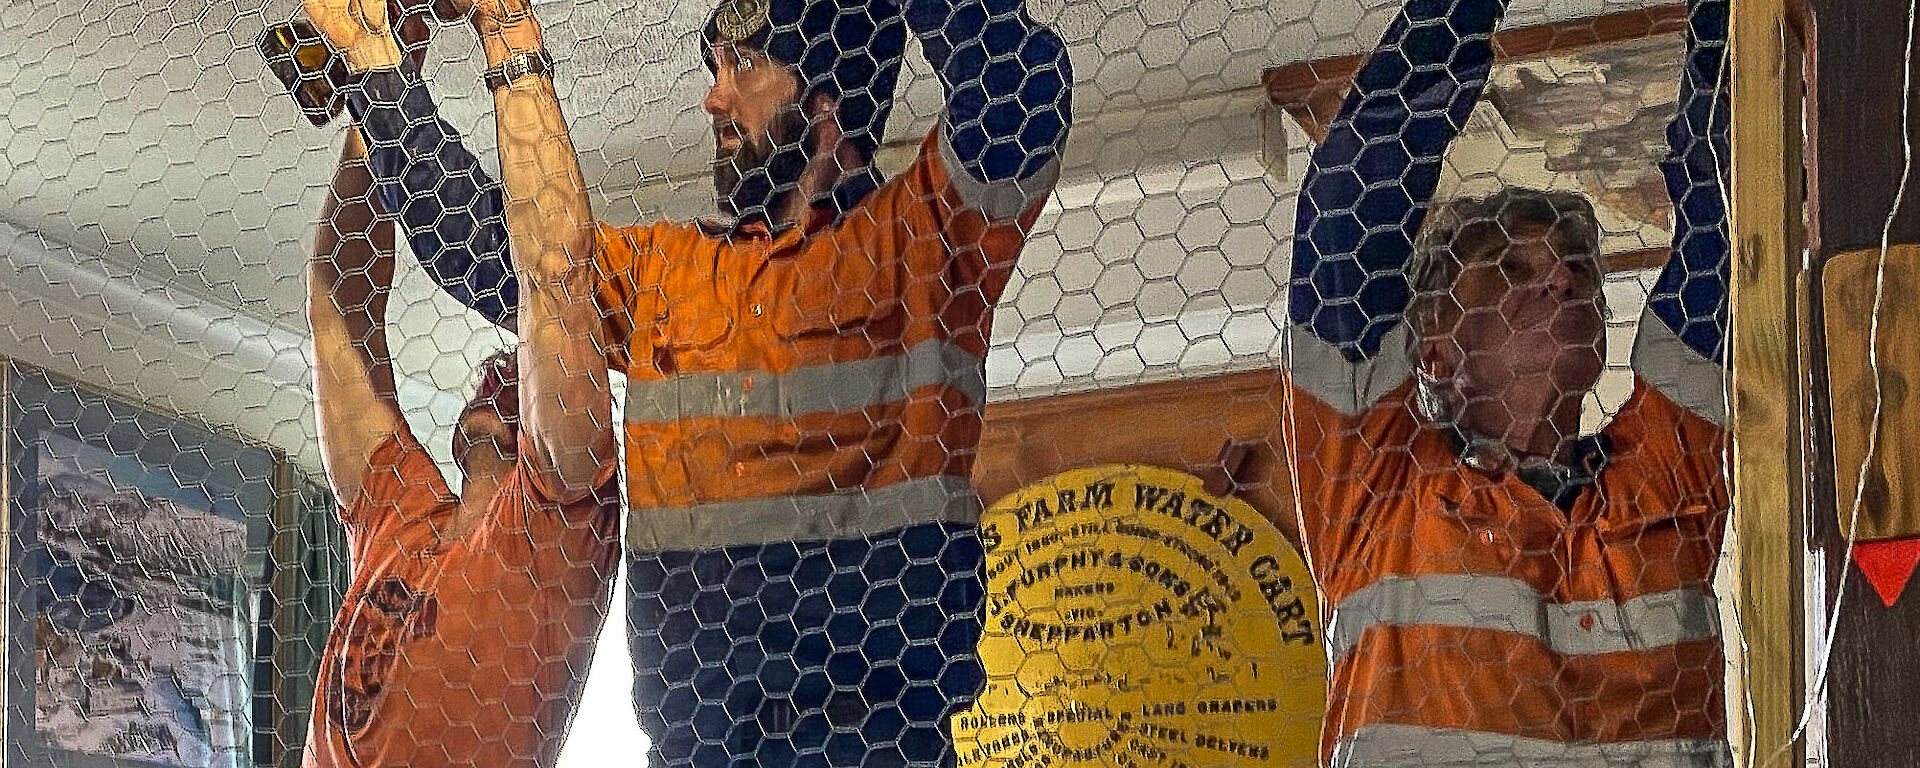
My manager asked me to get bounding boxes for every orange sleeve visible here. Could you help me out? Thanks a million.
[812,130,1051,332]
[484,446,620,574]
[592,222,662,376]
[340,432,453,532]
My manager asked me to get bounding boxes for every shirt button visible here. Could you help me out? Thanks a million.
[733,463,750,477]
[1578,611,1597,631]
[742,376,755,392]
[750,303,764,317]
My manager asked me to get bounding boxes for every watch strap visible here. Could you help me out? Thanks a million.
[485,49,555,91]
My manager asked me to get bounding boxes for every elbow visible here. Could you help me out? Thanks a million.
[536,470,604,506]
[528,435,617,505]
[535,461,615,506]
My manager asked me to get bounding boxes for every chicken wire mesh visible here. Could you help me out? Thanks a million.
[0,0,1734,764]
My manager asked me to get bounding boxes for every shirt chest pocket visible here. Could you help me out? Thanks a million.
[1421,485,1561,556]
[766,245,896,338]
[650,260,735,354]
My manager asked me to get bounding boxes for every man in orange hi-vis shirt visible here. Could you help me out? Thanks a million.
[297,0,619,755]
[1279,0,1732,765]
[308,0,1072,760]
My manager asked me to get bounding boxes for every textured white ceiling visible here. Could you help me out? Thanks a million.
[0,0,1677,470]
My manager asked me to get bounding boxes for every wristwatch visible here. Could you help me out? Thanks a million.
[485,49,555,91]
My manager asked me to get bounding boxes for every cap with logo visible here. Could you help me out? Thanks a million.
[703,0,907,158]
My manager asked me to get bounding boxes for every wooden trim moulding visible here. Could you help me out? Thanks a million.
[1263,4,1692,141]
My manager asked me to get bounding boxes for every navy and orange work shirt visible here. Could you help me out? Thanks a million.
[1282,0,1733,764]
[589,129,1056,550]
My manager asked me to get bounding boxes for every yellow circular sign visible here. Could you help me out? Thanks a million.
[953,465,1325,768]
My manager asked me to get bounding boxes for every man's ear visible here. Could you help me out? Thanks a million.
[805,90,839,117]
[804,91,844,156]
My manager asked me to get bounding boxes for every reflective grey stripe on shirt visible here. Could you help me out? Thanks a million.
[626,474,981,552]
[1331,725,1732,768]
[1631,306,1728,426]
[1283,324,1414,416]
[1328,574,1721,666]
[937,122,1062,220]
[625,339,987,424]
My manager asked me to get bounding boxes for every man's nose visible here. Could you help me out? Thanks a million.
[703,77,730,118]
[1546,261,1585,299]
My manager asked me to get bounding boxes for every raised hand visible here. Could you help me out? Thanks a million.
[302,0,402,71]
[442,0,544,58]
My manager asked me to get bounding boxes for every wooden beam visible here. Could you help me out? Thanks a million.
[1263,4,1691,141]
[1803,0,1920,762]
[978,368,1300,546]
[1727,0,1806,761]
[1607,246,1678,274]
[0,360,10,752]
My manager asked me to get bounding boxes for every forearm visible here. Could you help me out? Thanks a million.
[487,25,615,499]
[516,265,614,501]
[1288,0,1506,360]
[310,133,392,373]
[310,133,402,501]
[345,67,519,328]
[903,0,1071,182]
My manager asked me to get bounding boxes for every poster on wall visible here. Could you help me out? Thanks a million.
[5,366,278,768]
[951,465,1325,768]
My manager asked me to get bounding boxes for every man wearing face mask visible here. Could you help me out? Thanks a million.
[1278,0,1732,764]
[305,0,1071,763]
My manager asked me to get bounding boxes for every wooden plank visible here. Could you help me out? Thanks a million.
[1608,246,1679,273]
[1263,4,1691,140]
[1805,0,1920,762]
[1821,245,1920,542]
[0,359,10,751]
[978,369,1299,546]
[1726,0,1805,761]
[1808,1,1920,255]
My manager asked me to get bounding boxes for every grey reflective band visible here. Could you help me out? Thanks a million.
[937,122,1061,221]
[1631,308,1729,426]
[1331,725,1732,768]
[1283,324,1414,416]
[625,339,987,424]
[1327,574,1721,666]
[626,474,980,551]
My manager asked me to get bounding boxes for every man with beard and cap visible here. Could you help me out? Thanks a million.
[299,0,1070,761]
[1278,0,1732,764]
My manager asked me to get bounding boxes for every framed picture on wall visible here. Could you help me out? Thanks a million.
[3,363,283,768]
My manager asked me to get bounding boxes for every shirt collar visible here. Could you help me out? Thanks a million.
[1416,373,1612,510]
[723,166,886,242]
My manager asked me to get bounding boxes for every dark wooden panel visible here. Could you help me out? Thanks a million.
[1806,0,1920,761]
[1808,0,1920,255]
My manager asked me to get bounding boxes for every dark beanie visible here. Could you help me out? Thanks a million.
[703,0,906,158]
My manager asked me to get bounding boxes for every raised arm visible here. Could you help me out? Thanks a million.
[1634,0,1730,421]
[901,0,1072,196]
[348,69,518,328]
[474,0,616,501]
[1284,0,1505,413]
[300,0,519,329]
[309,129,413,505]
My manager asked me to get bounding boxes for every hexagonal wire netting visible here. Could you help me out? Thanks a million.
[0,0,1732,765]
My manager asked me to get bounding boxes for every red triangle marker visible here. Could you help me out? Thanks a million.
[1852,536,1920,607]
